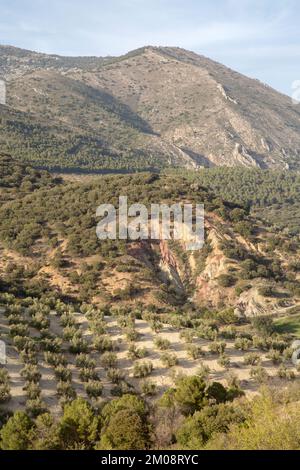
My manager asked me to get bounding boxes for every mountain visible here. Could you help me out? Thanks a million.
[1,45,300,171]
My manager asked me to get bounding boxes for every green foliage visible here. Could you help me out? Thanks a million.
[0,411,34,450]
[252,316,274,337]
[176,403,245,449]
[133,361,153,378]
[174,376,207,416]
[97,409,148,450]
[58,398,100,449]
[207,389,300,450]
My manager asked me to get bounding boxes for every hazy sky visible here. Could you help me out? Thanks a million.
[0,0,299,95]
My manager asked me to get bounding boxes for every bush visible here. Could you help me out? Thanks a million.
[93,335,113,352]
[44,352,66,367]
[180,330,194,343]
[141,380,157,396]
[54,365,72,382]
[209,341,226,355]
[97,409,148,450]
[176,402,245,449]
[133,361,153,378]
[85,380,103,399]
[187,344,204,360]
[266,349,282,364]
[206,382,228,404]
[69,337,88,354]
[217,354,230,369]
[75,354,95,369]
[160,352,178,368]
[0,383,11,403]
[59,398,100,449]
[174,376,207,416]
[26,398,47,418]
[125,328,140,342]
[128,344,147,361]
[250,365,269,384]
[277,365,296,381]
[0,411,34,450]
[217,274,237,288]
[20,365,41,384]
[40,337,62,353]
[243,353,261,366]
[234,337,252,351]
[101,352,118,370]
[24,382,41,400]
[79,368,98,382]
[154,337,171,350]
[56,381,76,400]
[251,316,274,336]
[107,368,125,384]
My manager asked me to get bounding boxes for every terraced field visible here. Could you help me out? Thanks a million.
[1,298,299,418]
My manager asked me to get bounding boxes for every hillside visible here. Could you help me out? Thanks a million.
[1,156,300,450]
[1,45,300,170]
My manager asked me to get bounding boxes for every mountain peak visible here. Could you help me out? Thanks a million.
[0,43,300,171]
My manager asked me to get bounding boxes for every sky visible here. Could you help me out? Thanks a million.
[0,0,299,95]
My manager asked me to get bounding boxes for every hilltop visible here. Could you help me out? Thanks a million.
[1,45,300,171]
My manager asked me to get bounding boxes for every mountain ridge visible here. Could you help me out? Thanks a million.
[1,44,300,171]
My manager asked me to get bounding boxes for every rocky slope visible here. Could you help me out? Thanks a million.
[1,45,300,170]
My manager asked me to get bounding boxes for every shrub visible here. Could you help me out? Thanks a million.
[176,402,245,449]
[180,330,194,343]
[106,368,125,384]
[101,352,118,369]
[196,363,211,381]
[266,349,282,364]
[244,353,261,366]
[250,365,269,384]
[174,376,207,416]
[97,409,148,450]
[149,319,163,333]
[251,316,274,337]
[206,382,228,403]
[141,380,157,396]
[128,344,147,361]
[79,368,98,382]
[20,365,41,384]
[234,337,252,351]
[110,381,134,397]
[277,365,296,381]
[0,383,11,403]
[93,335,113,352]
[154,337,171,350]
[69,337,88,354]
[75,354,95,369]
[125,328,140,342]
[20,351,38,365]
[26,398,47,418]
[217,354,230,369]
[59,398,100,448]
[85,380,103,399]
[133,361,153,378]
[10,323,29,337]
[0,411,34,450]
[54,365,72,382]
[187,344,204,360]
[219,325,237,340]
[44,352,66,367]
[217,274,237,288]
[56,381,76,400]
[209,341,226,355]
[160,352,178,368]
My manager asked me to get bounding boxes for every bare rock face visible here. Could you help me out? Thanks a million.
[1,44,300,170]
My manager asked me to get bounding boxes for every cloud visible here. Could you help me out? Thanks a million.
[0,0,299,94]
